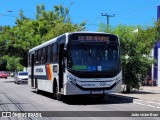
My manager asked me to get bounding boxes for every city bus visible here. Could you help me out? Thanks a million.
[28,31,122,101]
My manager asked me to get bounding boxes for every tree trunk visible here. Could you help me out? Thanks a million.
[126,86,131,93]
[122,85,131,93]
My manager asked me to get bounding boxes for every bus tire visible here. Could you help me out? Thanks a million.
[57,93,63,101]
[35,79,39,94]
[53,80,57,99]
[53,80,63,101]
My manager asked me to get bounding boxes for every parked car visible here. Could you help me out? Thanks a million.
[14,71,28,84]
[0,71,8,79]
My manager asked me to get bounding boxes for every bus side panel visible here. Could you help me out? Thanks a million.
[45,80,53,93]
[35,64,59,93]
[38,80,46,91]
[37,80,54,93]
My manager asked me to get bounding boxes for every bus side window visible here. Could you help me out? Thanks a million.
[38,49,42,65]
[42,47,47,64]
[47,45,50,63]
[50,45,53,63]
[34,50,37,65]
[53,43,58,63]
[46,47,48,63]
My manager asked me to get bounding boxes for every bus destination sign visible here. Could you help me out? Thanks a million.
[78,36,109,42]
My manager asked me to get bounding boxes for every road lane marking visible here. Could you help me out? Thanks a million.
[133,101,160,109]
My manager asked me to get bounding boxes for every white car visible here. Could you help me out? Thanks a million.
[14,71,28,84]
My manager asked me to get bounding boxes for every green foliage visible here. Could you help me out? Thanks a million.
[1,56,23,71]
[98,24,159,91]
[0,4,85,69]
[0,58,7,71]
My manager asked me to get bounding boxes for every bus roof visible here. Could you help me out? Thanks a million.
[29,31,117,53]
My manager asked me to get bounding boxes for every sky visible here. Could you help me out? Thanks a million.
[0,0,160,31]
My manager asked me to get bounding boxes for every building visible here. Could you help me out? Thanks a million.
[152,5,160,86]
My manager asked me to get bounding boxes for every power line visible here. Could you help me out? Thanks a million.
[0,13,17,18]
[116,0,160,16]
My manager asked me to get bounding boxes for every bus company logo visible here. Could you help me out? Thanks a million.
[2,112,11,117]
[36,68,43,73]
[81,83,96,87]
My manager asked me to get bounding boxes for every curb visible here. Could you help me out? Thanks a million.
[139,90,160,94]
[108,93,160,109]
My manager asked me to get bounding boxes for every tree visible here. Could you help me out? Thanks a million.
[2,56,23,71]
[98,23,159,92]
[0,58,7,71]
[0,4,85,68]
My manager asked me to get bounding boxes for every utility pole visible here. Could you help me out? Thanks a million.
[101,13,115,28]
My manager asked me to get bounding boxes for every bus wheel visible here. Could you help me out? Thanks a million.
[53,81,63,101]
[35,79,39,94]
[57,93,63,101]
[36,87,39,94]
[53,81,57,99]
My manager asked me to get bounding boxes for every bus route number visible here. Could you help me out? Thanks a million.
[99,82,110,87]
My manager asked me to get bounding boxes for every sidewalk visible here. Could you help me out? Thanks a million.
[140,86,160,94]
[110,86,160,108]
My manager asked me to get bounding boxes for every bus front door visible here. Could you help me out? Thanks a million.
[31,54,34,88]
[59,44,65,92]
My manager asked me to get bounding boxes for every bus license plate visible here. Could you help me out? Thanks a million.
[92,90,103,94]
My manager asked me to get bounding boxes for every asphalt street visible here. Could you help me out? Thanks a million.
[0,78,160,120]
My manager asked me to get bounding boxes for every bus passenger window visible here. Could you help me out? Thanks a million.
[53,43,58,63]
[42,47,47,64]
[38,49,42,65]
[50,45,53,63]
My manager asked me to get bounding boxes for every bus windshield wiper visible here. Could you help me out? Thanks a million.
[97,43,108,61]
[67,46,75,71]
[80,41,92,57]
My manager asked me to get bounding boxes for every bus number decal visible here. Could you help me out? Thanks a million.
[99,82,111,87]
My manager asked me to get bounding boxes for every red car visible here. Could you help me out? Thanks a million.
[0,71,8,79]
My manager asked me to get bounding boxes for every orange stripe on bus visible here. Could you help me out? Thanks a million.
[49,64,53,80]
[46,64,53,80]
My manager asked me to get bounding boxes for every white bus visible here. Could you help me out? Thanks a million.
[28,32,122,100]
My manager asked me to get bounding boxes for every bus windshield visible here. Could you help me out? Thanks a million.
[67,41,119,72]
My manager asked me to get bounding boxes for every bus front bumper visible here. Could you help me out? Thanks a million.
[64,80,122,95]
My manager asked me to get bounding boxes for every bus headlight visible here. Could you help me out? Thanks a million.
[67,76,76,85]
[116,77,121,82]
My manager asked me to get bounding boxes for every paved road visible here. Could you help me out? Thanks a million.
[0,78,160,120]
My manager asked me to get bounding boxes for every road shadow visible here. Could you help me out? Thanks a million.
[3,80,28,85]
[32,90,53,99]
[31,90,134,105]
[122,90,159,94]
[3,80,15,83]
[63,95,117,105]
